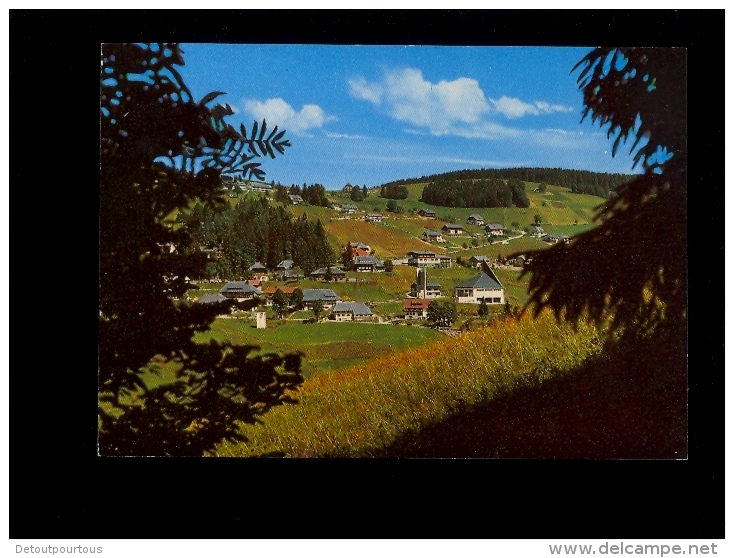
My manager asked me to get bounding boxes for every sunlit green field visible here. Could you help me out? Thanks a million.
[194,319,442,377]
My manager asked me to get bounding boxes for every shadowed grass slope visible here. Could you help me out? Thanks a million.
[374,322,687,458]
[215,313,608,457]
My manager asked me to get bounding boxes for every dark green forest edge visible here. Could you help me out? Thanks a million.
[382,167,634,203]
[177,197,335,279]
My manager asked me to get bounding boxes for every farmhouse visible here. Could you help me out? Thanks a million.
[302,288,343,310]
[219,281,263,301]
[365,213,383,222]
[288,194,304,205]
[453,268,505,305]
[468,255,493,268]
[407,251,441,267]
[276,259,294,271]
[418,209,437,219]
[340,204,358,214]
[403,298,430,319]
[467,214,485,226]
[331,302,373,322]
[248,262,269,282]
[441,224,465,235]
[421,230,444,243]
[485,223,505,236]
[196,293,227,305]
[310,267,347,281]
[353,255,384,272]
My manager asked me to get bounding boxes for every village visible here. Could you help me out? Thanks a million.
[186,192,560,331]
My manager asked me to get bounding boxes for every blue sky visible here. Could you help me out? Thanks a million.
[178,44,642,190]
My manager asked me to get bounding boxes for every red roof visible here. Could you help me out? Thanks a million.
[352,248,370,257]
[263,286,298,296]
[403,298,430,310]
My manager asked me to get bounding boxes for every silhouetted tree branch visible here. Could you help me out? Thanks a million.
[99,43,302,456]
[513,47,686,337]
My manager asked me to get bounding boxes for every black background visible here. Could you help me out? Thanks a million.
[9,9,724,540]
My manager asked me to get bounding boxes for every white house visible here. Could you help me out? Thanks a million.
[453,268,505,304]
[331,302,373,322]
[467,214,485,226]
[441,224,465,235]
[365,213,383,222]
[486,223,505,236]
[407,251,441,267]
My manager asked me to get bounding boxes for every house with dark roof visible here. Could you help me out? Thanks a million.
[288,194,304,205]
[407,251,441,267]
[219,281,263,301]
[418,209,437,219]
[302,288,343,310]
[353,255,384,273]
[485,223,505,236]
[453,268,505,304]
[403,298,430,319]
[467,214,485,226]
[309,267,347,281]
[331,302,373,322]
[197,293,228,305]
[248,262,269,282]
[441,224,465,235]
[421,230,444,243]
[365,213,383,222]
[276,259,294,271]
[340,204,358,214]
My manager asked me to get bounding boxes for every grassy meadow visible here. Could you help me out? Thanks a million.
[194,319,442,378]
[215,312,608,457]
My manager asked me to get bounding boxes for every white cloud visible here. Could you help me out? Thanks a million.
[490,96,575,119]
[349,68,490,135]
[242,97,336,136]
[325,132,368,140]
[347,77,383,104]
[350,68,575,138]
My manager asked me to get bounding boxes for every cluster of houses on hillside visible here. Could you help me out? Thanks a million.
[417,216,507,244]
[195,235,509,324]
